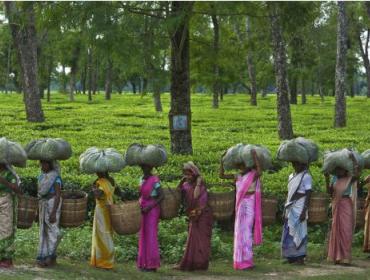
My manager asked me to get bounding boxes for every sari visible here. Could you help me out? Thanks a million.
[37,170,62,263]
[281,171,311,261]
[0,169,18,262]
[233,170,262,270]
[90,178,115,269]
[178,178,213,270]
[137,175,161,270]
[363,183,370,252]
[327,176,356,264]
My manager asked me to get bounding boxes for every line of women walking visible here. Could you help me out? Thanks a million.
[1,143,370,272]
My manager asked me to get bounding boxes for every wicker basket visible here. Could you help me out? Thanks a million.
[208,191,235,221]
[262,196,278,226]
[17,195,38,229]
[60,191,88,228]
[110,201,141,235]
[357,198,365,227]
[308,192,329,224]
[160,188,181,220]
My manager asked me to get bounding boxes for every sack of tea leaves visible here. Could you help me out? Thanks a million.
[295,137,319,163]
[80,147,126,174]
[323,148,364,175]
[222,143,245,170]
[124,144,167,167]
[277,137,319,164]
[140,144,167,167]
[124,143,144,166]
[241,144,272,171]
[362,150,370,169]
[26,138,72,161]
[0,137,27,167]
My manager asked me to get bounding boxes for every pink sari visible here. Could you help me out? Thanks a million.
[137,176,161,269]
[233,170,262,270]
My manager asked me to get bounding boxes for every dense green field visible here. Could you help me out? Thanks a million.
[1,92,370,278]
[0,92,369,194]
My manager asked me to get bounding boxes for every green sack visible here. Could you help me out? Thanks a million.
[0,137,27,167]
[124,143,144,166]
[124,144,167,167]
[277,137,319,164]
[323,148,364,175]
[80,147,126,174]
[222,143,244,170]
[362,150,370,169]
[25,138,72,161]
[241,144,272,171]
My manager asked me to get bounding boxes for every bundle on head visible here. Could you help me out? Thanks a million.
[277,137,319,164]
[25,138,72,161]
[323,148,364,175]
[0,137,27,167]
[362,150,370,169]
[222,143,244,170]
[241,144,272,171]
[124,143,167,167]
[79,147,126,174]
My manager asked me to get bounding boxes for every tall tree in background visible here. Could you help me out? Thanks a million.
[5,1,44,122]
[268,2,293,139]
[169,1,193,154]
[211,5,220,108]
[334,1,348,128]
[246,17,257,106]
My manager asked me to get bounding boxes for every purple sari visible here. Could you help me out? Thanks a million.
[178,181,213,271]
[137,175,160,269]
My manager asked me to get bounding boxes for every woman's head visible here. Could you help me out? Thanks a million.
[0,163,6,171]
[183,161,200,181]
[140,164,153,175]
[96,172,108,178]
[40,160,53,173]
[334,166,348,178]
[292,161,307,173]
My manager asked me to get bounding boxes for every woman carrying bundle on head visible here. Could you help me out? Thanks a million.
[137,164,164,272]
[79,147,126,270]
[36,160,63,267]
[277,138,318,265]
[324,149,361,265]
[175,162,213,271]
[362,150,370,254]
[0,163,23,269]
[220,147,263,270]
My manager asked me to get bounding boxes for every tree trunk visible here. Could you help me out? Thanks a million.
[142,77,148,96]
[211,12,220,109]
[47,57,52,102]
[358,29,370,98]
[87,49,93,102]
[132,81,136,93]
[153,87,163,112]
[5,2,44,122]
[246,17,257,106]
[62,64,67,93]
[169,1,193,154]
[81,61,87,95]
[334,1,348,128]
[301,78,306,104]
[105,58,113,100]
[290,76,298,104]
[5,42,11,94]
[93,58,98,95]
[269,3,293,140]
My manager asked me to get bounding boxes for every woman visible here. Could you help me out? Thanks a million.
[363,175,370,253]
[326,153,360,265]
[220,149,262,270]
[281,161,312,265]
[0,163,22,268]
[137,164,164,272]
[36,160,62,267]
[175,162,213,271]
[91,172,123,269]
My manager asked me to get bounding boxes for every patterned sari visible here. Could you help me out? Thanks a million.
[0,169,17,262]
[91,178,115,269]
[233,170,262,270]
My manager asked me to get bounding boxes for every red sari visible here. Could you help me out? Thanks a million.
[178,181,213,271]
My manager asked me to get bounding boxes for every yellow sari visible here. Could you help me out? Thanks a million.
[90,178,115,269]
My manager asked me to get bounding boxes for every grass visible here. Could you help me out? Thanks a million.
[1,92,370,279]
